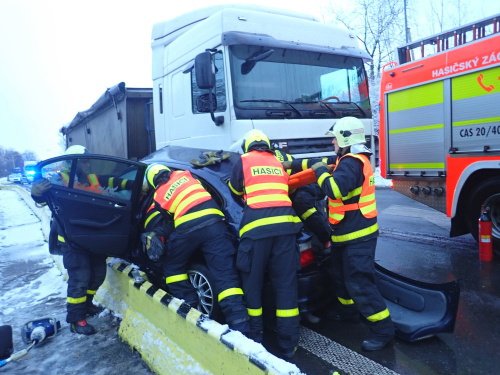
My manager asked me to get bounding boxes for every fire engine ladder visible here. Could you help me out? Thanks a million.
[398,14,500,64]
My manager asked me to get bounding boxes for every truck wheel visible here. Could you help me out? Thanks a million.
[187,263,223,321]
[466,177,500,253]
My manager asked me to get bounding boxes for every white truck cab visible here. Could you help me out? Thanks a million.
[151,5,375,161]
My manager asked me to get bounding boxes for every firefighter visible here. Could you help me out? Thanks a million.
[144,163,250,335]
[30,145,134,335]
[308,117,395,351]
[228,130,303,359]
[274,148,332,248]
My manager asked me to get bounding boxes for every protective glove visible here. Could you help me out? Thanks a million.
[311,162,328,172]
[141,232,165,262]
[282,161,292,170]
[31,178,51,197]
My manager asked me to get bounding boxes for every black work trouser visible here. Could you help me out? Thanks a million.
[237,235,300,352]
[330,237,394,337]
[164,220,248,331]
[62,245,107,323]
[292,185,331,244]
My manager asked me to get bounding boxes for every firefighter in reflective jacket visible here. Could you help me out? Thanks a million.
[308,117,395,351]
[274,148,331,248]
[30,145,134,335]
[228,130,303,359]
[145,163,250,334]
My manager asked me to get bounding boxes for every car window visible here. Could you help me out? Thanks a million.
[40,157,140,201]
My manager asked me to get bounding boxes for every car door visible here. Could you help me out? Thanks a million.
[37,154,147,258]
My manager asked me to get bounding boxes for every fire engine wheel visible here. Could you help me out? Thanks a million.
[466,177,500,253]
[187,263,223,320]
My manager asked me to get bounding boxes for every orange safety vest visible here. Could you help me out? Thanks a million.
[328,154,377,224]
[153,170,212,225]
[242,151,292,208]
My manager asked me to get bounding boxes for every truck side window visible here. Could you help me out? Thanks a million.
[191,52,226,113]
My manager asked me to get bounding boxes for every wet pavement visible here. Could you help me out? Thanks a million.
[2,184,499,375]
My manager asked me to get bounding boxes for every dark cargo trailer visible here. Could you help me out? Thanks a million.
[61,82,155,160]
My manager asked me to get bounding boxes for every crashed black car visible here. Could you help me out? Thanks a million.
[36,146,459,342]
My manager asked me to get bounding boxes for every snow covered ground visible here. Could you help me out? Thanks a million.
[0,187,152,375]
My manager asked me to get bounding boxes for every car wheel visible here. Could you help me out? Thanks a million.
[187,263,223,320]
[466,177,500,254]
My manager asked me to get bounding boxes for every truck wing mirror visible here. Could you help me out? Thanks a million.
[195,52,215,89]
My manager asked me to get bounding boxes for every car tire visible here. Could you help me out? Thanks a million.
[187,263,223,321]
[466,176,500,254]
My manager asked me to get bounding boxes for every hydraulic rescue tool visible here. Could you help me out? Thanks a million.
[0,318,61,368]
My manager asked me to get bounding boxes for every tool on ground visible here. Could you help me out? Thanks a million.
[478,205,493,262]
[0,318,61,368]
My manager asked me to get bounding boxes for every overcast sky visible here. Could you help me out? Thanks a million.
[0,0,498,160]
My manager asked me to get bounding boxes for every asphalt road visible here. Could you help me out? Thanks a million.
[289,188,500,375]
[2,184,499,375]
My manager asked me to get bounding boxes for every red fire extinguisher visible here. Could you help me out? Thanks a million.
[478,205,493,262]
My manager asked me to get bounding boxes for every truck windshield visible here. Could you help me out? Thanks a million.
[229,45,371,120]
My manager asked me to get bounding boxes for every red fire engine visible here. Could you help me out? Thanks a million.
[379,15,500,250]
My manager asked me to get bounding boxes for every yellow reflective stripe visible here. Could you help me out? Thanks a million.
[330,179,342,199]
[174,191,211,217]
[246,194,291,205]
[329,212,344,221]
[87,289,97,295]
[301,159,309,170]
[171,185,206,212]
[388,81,443,112]
[108,177,115,189]
[165,274,188,284]
[218,287,244,302]
[248,307,263,317]
[321,157,329,163]
[342,186,362,201]
[332,223,379,242]
[276,308,299,318]
[367,308,390,322]
[338,297,355,305]
[317,171,330,187]
[228,181,243,196]
[453,115,500,127]
[360,201,377,214]
[121,179,128,189]
[388,123,444,134]
[175,208,224,227]
[359,193,375,203]
[67,296,87,304]
[240,215,302,237]
[245,182,288,194]
[144,210,161,228]
[57,235,65,243]
[389,162,444,169]
[301,207,317,221]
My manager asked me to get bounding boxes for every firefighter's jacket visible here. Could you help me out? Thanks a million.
[153,170,224,232]
[228,150,302,239]
[313,152,378,245]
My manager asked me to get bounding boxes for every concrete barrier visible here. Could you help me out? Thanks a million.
[96,261,302,375]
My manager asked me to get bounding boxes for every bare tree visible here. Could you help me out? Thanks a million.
[324,0,404,80]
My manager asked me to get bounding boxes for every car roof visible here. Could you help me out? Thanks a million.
[141,146,240,181]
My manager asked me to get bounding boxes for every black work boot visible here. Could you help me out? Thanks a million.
[70,320,96,335]
[86,303,104,318]
[361,334,394,351]
[362,319,395,351]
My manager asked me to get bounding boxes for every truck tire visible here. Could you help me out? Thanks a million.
[187,263,223,321]
[466,177,500,253]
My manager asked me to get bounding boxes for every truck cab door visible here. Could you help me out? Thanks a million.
[36,155,147,258]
